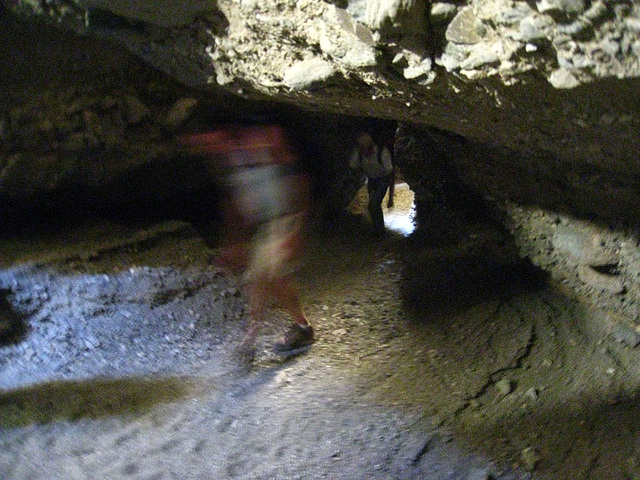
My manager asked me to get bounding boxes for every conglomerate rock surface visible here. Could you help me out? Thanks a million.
[5,0,640,168]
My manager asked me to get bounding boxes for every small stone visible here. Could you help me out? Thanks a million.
[552,223,620,267]
[496,378,512,395]
[431,3,458,24]
[459,49,500,70]
[626,18,640,33]
[84,336,100,350]
[164,98,198,131]
[275,370,292,386]
[325,5,355,34]
[519,17,546,42]
[332,328,348,338]
[438,53,462,72]
[601,39,620,58]
[404,65,428,80]
[445,8,487,45]
[556,19,591,38]
[610,324,640,348]
[216,71,234,85]
[341,44,377,68]
[525,387,539,401]
[536,0,585,15]
[283,58,336,90]
[548,68,580,89]
[354,23,375,46]
[584,1,607,22]
[521,446,540,470]
[392,52,408,67]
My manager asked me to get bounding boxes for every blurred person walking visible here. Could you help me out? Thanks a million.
[180,123,314,362]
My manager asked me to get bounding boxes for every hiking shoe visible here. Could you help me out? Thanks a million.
[273,324,315,354]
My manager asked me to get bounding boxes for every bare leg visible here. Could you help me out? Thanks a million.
[241,280,269,348]
[270,276,315,354]
[269,276,309,327]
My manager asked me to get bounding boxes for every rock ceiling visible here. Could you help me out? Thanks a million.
[5,0,640,169]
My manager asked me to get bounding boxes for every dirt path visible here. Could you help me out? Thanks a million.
[1,212,640,479]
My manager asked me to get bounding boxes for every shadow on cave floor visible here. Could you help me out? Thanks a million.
[0,289,28,346]
[0,376,195,429]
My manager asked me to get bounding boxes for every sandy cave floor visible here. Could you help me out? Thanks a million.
[2,192,640,479]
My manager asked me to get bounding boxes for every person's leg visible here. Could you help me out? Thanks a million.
[270,276,309,327]
[241,279,268,350]
[270,276,315,353]
[367,177,388,235]
[387,171,395,209]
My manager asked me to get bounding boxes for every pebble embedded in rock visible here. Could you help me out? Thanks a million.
[584,1,607,22]
[445,8,487,45]
[283,58,336,90]
[403,65,429,80]
[164,98,198,131]
[496,378,512,395]
[521,446,540,470]
[552,223,620,267]
[519,17,547,42]
[438,52,462,72]
[536,0,585,16]
[332,328,348,339]
[548,68,581,89]
[525,387,539,401]
[459,49,500,70]
[610,324,640,348]
[84,336,100,350]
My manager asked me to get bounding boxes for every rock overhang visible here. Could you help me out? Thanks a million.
[5,0,639,166]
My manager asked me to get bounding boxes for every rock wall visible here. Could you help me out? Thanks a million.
[396,123,640,340]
